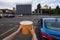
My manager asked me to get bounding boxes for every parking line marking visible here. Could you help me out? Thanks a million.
[0,26,18,37]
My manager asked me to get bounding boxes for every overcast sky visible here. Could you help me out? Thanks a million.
[0,0,60,11]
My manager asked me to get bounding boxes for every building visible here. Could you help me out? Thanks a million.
[0,9,15,17]
[16,4,32,15]
[0,9,13,13]
[44,5,48,9]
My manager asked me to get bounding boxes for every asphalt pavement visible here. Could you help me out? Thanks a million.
[0,15,60,40]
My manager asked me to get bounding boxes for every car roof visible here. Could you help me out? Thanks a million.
[42,18,60,21]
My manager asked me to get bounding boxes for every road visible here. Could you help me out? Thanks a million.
[0,15,60,40]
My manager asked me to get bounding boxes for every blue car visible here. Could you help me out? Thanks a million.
[38,18,60,40]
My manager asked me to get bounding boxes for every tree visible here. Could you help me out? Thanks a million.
[56,5,59,9]
[51,9,55,14]
[37,3,41,13]
[42,9,49,14]
[49,7,51,14]
[55,5,60,14]
[35,9,37,13]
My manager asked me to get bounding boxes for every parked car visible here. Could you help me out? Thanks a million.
[0,13,2,18]
[38,18,60,40]
[7,14,15,17]
[4,13,15,18]
[4,14,8,17]
[18,14,23,17]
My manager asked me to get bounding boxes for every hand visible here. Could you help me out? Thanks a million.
[29,26,35,35]
[16,26,22,33]
[2,26,22,40]
[29,27,38,40]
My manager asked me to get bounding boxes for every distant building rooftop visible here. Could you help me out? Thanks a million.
[16,4,32,15]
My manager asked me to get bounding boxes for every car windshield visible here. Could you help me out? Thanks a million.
[45,20,60,30]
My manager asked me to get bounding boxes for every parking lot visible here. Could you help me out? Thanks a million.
[0,15,60,40]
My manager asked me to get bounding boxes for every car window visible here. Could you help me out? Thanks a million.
[45,20,60,30]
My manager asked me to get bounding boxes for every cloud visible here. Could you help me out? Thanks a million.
[0,0,60,11]
[0,0,32,9]
[0,2,15,7]
[40,0,60,7]
[0,0,32,4]
[0,0,17,3]
[32,0,60,11]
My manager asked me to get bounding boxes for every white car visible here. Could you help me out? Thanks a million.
[18,14,23,17]
[0,13,2,18]
[7,14,15,17]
